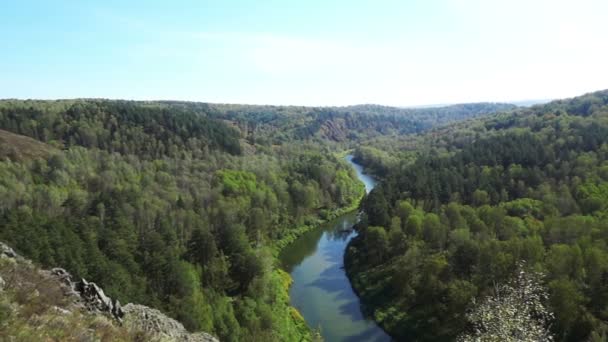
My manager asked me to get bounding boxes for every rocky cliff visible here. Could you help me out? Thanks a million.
[0,242,218,342]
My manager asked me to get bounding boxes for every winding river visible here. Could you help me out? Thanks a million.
[279,155,391,342]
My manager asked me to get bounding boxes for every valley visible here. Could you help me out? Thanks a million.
[1,91,607,341]
[2,2,607,341]
[279,155,389,342]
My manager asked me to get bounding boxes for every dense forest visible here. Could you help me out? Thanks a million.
[0,98,512,341]
[347,90,608,341]
[0,100,368,341]
[210,102,514,145]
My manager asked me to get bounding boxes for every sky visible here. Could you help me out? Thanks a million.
[1,0,607,107]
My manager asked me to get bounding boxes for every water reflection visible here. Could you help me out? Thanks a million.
[279,155,390,342]
[345,154,376,194]
[279,227,325,274]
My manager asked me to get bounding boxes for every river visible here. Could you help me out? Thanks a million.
[279,155,391,342]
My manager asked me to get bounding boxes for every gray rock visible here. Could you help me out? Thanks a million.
[112,298,124,320]
[77,279,113,312]
[0,242,17,258]
[45,267,81,301]
[52,305,72,315]
[51,267,73,285]
[36,270,126,323]
[0,241,217,341]
[122,303,219,342]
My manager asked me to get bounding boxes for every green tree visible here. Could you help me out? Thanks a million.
[365,226,389,264]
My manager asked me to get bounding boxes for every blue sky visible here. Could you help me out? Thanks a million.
[1,0,607,106]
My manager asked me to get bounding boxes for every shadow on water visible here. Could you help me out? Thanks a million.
[307,273,347,296]
[279,212,357,273]
[343,327,390,342]
[279,227,324,273]
[337,300,367,323]
[278,155,391,342]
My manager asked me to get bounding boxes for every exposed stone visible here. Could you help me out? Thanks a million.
[0,241,218,341]
[318,118,348,141]
[75,278,124,322]
[45,267,82,303]
[122,303,219,342]
[112,298,124,320]
[52,305,72,315]
[0,242,17,258]
[51,267,73,285]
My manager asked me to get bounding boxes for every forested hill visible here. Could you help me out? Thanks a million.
[0,99,243,157]
[0,97,543,341]
[0,99,514,152]
[209,102,515,144]
[0,99,369,341]
[347,89,608,341]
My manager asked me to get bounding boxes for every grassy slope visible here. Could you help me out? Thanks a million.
[0,257,150,341]
[0,129,56,161]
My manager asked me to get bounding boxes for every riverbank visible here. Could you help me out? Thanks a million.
[344,237,397,341]
[267,154,366,341]
[272,159,366,255]
[272,185,365,254]
[278,155,390,342]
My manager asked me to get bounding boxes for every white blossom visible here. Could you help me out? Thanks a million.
[459,263,554,342]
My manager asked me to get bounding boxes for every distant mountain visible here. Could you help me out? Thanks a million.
[211,102,516,144]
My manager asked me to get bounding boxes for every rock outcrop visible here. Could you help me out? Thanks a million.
[46,267,125,321]
[0,242,19,259]
[76,277,125,321]
[123,304,218,342]
[0,242,219,342]
[318,118,348,141]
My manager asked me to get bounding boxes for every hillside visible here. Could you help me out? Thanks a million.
[0,99,372,341]
[0,99,243,157]
[0,129,56,161]
[0,242,218,341]
[210,102,515,145]
[347,90,608,341]
[0,96,559,341]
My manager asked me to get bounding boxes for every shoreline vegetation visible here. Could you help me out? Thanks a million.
[3,92,607,340]
[344,90,608,341]
[273,153,366,340]
[344,238,395,340]
[273,175,365,254]
[0,100,371,342]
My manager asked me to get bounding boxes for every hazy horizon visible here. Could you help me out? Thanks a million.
[0,95,554,109]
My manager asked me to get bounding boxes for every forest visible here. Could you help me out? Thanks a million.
[209,102,514,145]
[2,93,606,341]
[348,90,608,341]
[0,99,367,341]
[0,99,512,341]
